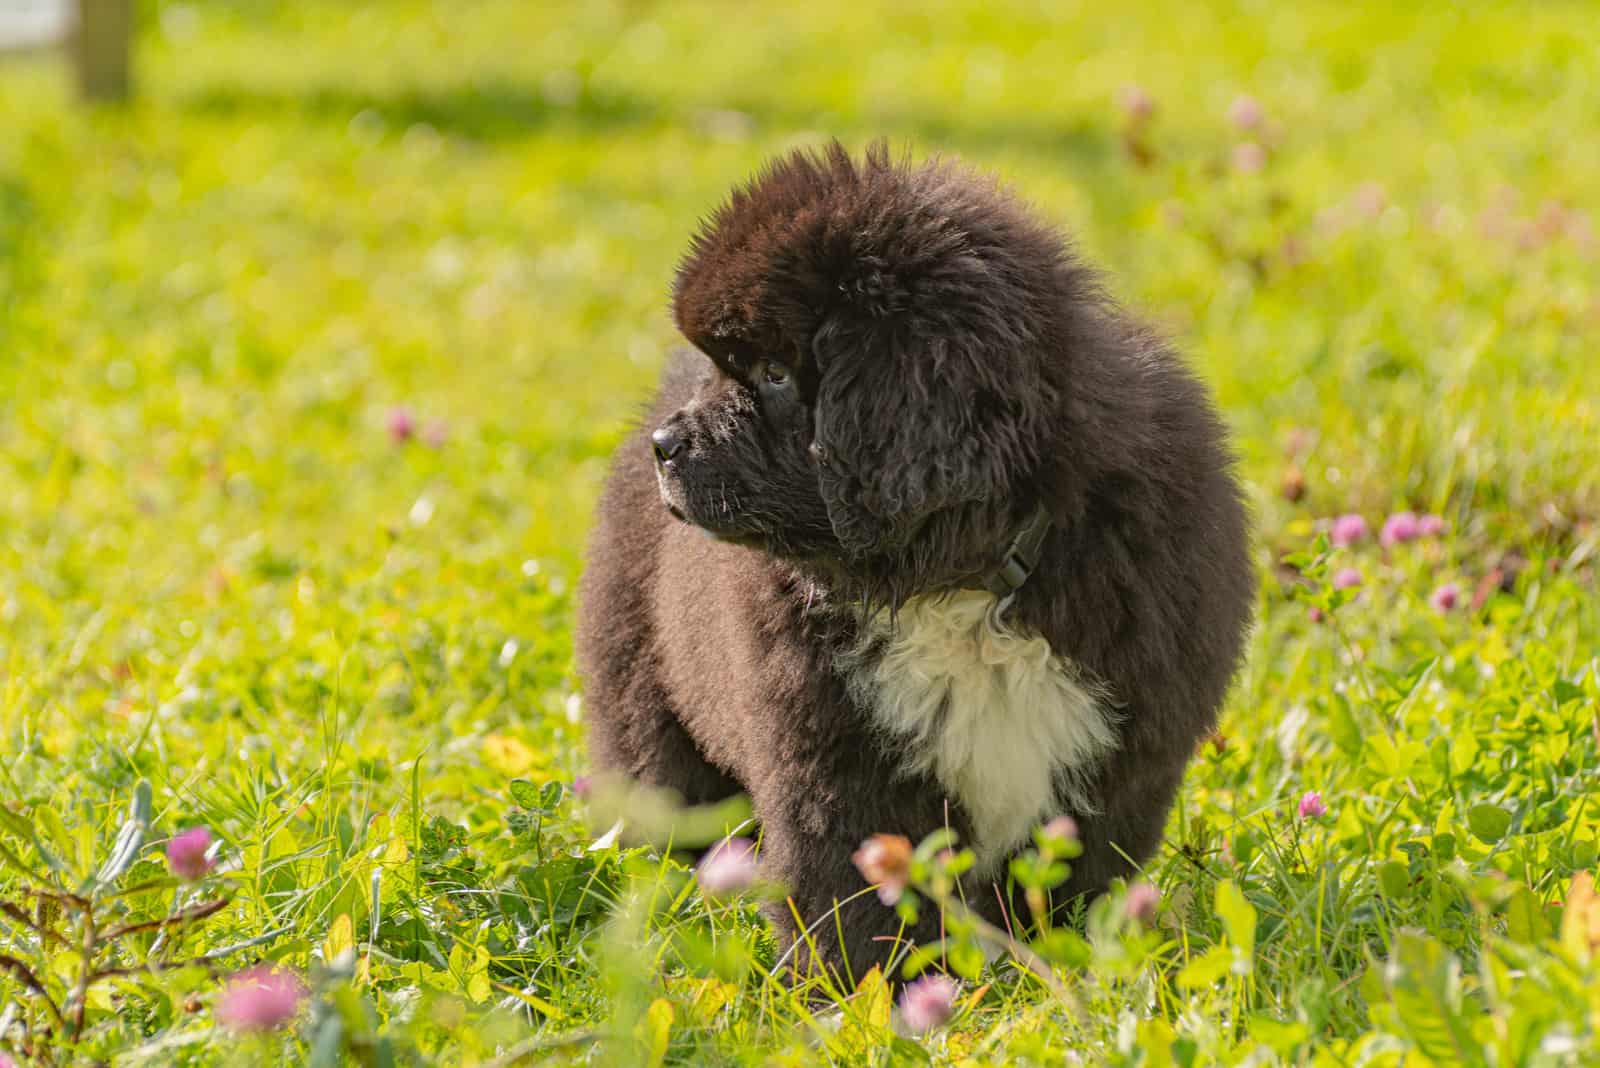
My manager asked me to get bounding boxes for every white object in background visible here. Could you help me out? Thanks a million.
[0,0,70,52]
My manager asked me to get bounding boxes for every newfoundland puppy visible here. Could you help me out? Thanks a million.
[577,143,1253,982]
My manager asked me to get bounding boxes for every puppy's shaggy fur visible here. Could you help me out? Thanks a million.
[577,143,1253,981]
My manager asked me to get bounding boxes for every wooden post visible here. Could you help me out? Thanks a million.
[72,0,132,101]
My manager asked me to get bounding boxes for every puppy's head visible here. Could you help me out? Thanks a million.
[657,143,1089,601]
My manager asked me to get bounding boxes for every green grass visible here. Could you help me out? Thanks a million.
[1,1,1597,1063]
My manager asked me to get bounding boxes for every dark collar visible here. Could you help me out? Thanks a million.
[968,504,1053,604]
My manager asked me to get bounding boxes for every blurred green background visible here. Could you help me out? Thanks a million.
[1,2,1597,1063]
[2,1,1594,625]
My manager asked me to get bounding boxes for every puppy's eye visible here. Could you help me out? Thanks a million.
[762,362,793,388]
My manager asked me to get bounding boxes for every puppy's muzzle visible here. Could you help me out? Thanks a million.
[651,423,688,466]
[651,419,690,522]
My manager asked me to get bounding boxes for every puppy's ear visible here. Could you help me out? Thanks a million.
[811,317,1036,559]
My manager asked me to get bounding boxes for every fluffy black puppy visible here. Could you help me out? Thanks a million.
[577,143,1253,982]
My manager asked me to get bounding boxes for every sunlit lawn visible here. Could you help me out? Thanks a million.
[1,1,1597,1064]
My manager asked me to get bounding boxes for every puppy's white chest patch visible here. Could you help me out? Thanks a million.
[846,590,1116,875]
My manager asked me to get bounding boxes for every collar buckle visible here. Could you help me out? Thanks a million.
[987,552,1033,598]
[972,503,1053,607]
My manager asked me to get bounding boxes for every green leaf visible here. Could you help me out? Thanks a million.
[1176,945,1233,988]
[0,805,35,841]
[1428,736,1450,778]
[912,827,959,862]
[93,779,153,889]
[324,912,355,963]
[642,997,673,1068]
[947,939,985,981]
[1215,879,1256,960]
[886,1037,936,1064]
[508,778,543,809]
[1137,1019,1177,1067]
[1385,930,1486,1067]
[1449,732,1480,777]
[1503,885,1549,944]
[307,1009,345,1068]
[1467,804,1511,844]
[0,804,63,874]
[1391,658,1439,706]
[1248,1014,1310,1054]
[467,945,492,1003]
[1327,694,1364,757]
[1379,860,1411,900]
[448,942,468,991]
[0,840,40,880]
[1551,679,1585,705]
[1032,928,1092,969]
[129,779,153,824]
[35,804,75,877]
[899,942,944,978]
[1366,733,1401,777]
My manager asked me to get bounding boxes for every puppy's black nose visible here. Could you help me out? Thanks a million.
[651,425,687,465]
